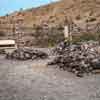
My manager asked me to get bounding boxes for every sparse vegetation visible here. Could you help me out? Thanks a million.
[75,15,81,20]
[0,0,100,47]
[0,31,5,37]
[72,33,100,43]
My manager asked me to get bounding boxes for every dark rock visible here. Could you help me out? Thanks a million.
[48,41,100,77]
[6,48,48,60]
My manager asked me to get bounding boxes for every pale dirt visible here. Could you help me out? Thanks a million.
[0,54,100,100]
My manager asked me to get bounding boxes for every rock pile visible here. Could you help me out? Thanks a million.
[6,48,48,60]
[0,49,5,54]
[48,41,100,77]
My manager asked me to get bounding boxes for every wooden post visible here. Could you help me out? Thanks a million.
[12,23,15,40]
[64,16,73,45]
[64,25,69,40]
[68,16,73,43]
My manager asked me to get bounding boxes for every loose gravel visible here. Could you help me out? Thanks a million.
[0,55,100,100]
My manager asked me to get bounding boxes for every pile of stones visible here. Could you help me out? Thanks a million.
[6,48,48,60]
[0,49,5,54]
[48,41,100,77]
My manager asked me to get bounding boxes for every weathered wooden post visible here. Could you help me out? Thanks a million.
[12,21,16,40]
[15,16,24,48]
[64,16,73,45]
[64,25,69,40]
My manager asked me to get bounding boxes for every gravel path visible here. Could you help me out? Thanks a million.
[0,55,100,100]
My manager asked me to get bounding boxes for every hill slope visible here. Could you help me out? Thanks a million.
[1,0,100,25]
[0,0,100,46]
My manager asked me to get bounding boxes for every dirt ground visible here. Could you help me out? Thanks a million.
[0,54,100,100]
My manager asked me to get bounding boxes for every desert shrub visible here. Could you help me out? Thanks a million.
[86,18,96,23]
[72,33,100,43]
[0,31,5,37]
[80,33,97,41]
[75,15,81,20]
[48,39,56,47]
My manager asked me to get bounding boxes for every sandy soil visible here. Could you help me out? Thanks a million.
[0,54,100,100]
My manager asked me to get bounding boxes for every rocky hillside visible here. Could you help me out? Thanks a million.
[1,0,100,26]
[0,0,100,47]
